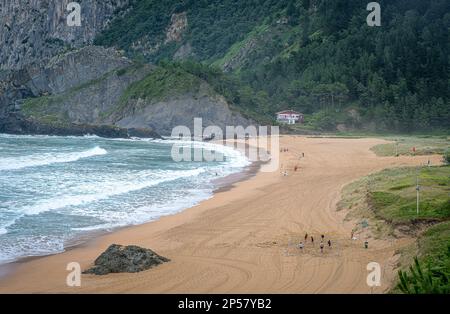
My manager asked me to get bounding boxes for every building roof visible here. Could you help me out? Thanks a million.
[276,110,302,115]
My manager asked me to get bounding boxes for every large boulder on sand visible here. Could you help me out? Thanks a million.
[83,244,170,275]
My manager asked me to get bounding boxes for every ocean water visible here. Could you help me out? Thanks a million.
[0,134,249,264]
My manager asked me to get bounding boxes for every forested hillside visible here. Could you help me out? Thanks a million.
[95,0,450,132]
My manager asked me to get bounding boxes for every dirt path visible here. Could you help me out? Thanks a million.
[0,136,442,293]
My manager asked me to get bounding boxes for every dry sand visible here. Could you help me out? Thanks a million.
[0,136,442,293]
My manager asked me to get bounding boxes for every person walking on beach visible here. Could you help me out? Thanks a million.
[328,240,331,248]
[298,242,304,251]
[364,241,369,249]
[311,236,314,245]
[321,234,325,241]
[304,233,308,241]
[320,242,324,253]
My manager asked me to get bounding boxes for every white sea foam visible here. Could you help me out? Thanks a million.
[19,168,206,216]
[153,139,251,169]
[0,234,65,264]
[0,218,20,236]
[0,146,107,171]
[71,189,213,232]
[0,133,101,140]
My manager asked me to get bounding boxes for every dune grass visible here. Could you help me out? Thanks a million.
[371,136,449,157]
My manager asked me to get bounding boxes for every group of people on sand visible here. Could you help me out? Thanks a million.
[298,233,332,254]
[280,147,306,159]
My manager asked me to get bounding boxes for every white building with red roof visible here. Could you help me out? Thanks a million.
[276,110,304,125]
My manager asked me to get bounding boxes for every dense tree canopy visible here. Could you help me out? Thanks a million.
[96,0,450,132]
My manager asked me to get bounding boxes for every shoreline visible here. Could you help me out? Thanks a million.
[0,138,262,279]
[0,136,443,293]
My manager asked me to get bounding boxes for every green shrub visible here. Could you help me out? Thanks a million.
[397,256,450,294]
[444,150,450,164]
[116,68,127,77]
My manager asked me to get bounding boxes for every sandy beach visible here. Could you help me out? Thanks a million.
[0,136,442,293]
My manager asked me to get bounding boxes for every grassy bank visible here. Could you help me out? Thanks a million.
[371,136,449,157]
[369,166,450,223]
[338,164,449,293]
[339,165,450,234]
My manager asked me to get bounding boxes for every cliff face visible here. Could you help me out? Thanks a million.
[112,84,252,136]
[0,0,129,70]
[0,0,131,123]
[0,1,254,137]
[4,46,252,137]
[0,46,131,115]
[20,46,153,124]
[29,46,132,95]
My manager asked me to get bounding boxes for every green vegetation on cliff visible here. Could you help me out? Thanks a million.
[119,61,273,124]
[21,95,68,124]
[119,64,202,103]
[95,0,290,62]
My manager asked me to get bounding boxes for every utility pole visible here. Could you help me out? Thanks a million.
[416,167,420,216]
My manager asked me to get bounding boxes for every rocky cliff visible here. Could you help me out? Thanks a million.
[1,46,253,137]
[0,1,255,138]
[112,83,252,136]
[0,0,129,70]
[0,46,133,118]
[0,0,136,136]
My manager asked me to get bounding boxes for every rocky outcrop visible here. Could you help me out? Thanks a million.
[0,46,137,120]
[129,11,192,61]
[33,46,132,94]
[0,113,159,138]
[222,37,259,73]
[174,42,194,60]
[0,0,134,134]
[3,46,132,100]
[0,46,163,137]
[83,244,170,275]
[0,0,130,70]
[17,47,153,124]
[164,12,188,44]
[113,83,254,136]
